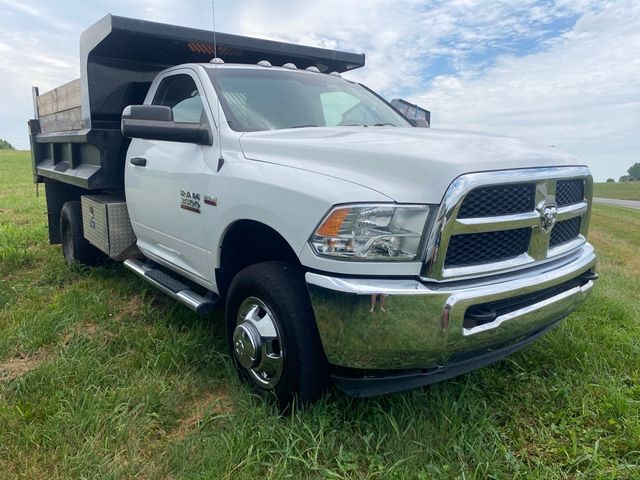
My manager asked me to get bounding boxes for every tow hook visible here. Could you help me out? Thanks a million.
[464,304,497,329]
[579,270,599,282]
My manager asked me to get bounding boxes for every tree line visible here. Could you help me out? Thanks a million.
[608,162,640,182]
[0,138,15,150]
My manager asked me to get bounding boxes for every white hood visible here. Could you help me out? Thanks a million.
[239,127,582,204]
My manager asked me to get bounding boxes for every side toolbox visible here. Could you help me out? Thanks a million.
[81,195,137,260]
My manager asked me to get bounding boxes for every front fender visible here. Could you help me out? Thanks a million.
[204,159,392,271]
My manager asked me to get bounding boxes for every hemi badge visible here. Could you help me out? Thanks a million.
[204,195,217,206]
[180,204,200,213]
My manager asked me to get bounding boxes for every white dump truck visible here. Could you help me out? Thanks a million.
[29,15,597,405]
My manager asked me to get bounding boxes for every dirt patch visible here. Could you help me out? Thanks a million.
[112,294,146,321]
[81,323,99,336]
[168,388,235,441]
[0,351,49,384]
[60,323,103,346]
[72,323,99,336]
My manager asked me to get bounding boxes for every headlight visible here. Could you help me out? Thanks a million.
[310,204,434,261]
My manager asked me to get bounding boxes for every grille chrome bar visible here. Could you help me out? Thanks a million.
[556,202,588,221]
[442,252,534,279]
[454,211,540,234]
[421,166,593,282]
[548,236,585,257]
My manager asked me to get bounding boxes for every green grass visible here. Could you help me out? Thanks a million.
[594,182,640,201]
[1,149,639,478]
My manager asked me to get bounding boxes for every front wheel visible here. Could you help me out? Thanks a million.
[225,261,328,407]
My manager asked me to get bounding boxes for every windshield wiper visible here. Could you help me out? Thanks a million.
[289,124,318,128]
[372,122,396,127]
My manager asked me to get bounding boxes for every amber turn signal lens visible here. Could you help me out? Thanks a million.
[316,207,350,236]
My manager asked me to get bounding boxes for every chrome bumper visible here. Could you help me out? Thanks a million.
[306,243,596,377]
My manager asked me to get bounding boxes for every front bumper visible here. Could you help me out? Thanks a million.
[306,243,597,396]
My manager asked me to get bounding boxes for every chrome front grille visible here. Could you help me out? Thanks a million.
[444,227,532,268]
[556,179,585,207]
[550,216,582,248]
[422,167,593,281]
[457,183,536,218]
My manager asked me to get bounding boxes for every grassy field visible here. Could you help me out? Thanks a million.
[594,182,640,201]
[1,149,639,479]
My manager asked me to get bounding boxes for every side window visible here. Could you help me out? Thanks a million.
[152,74,205,123]
[320,91,375,126]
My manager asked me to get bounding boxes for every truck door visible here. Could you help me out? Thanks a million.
[125,70,213,284]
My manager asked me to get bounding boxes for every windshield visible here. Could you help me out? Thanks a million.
[206,66,410,132]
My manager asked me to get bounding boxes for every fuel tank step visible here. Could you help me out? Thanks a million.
[123,259,218,314]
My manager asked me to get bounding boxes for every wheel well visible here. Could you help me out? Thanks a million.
[217,220,301,297]
[43,179,87,244]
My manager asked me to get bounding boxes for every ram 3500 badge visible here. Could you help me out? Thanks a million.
[180,190,201,214]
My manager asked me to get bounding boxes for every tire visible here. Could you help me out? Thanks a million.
[225,261,328,408]
[60,201,103,267]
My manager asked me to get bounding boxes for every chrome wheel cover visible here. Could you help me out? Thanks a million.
[234,296,284,389]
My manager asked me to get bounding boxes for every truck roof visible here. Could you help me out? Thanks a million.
[199,63,352,75]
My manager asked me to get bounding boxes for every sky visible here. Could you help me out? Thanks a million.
[0,0,638,181]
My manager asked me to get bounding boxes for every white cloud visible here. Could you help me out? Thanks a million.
[226,0,594,95]
[0,0,637,180]
[411,1,640,180]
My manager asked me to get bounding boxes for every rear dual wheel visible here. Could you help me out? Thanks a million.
[225,261,328,408]
[60,201,104,267]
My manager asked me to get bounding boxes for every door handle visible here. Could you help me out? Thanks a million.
[130,157,147,167]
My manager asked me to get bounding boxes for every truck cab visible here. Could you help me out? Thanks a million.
[29,15,597,407]
[124,62,419,286]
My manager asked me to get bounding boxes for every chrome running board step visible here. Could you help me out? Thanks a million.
[123,259,218,314]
